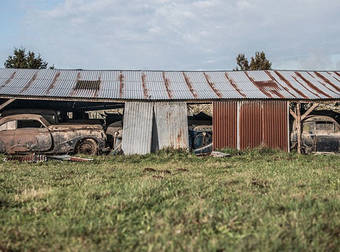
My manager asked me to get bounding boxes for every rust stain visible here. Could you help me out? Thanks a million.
[0,71,16,89]
[308,72,340,94]
[265,71,297,98]
[294,72,331,98]
[182,72,198,98]
[274,71,309,99]
[244,71,274,98]
[315,72,340,92]
[224,72,246,98]
[69,72,81,96]
[162,72,173,99]
[45,72,61,94]
[291,75,320,98]
[19,72,38,94]
[270,90,285,98]
[93,74,102,98]
[203,72,222,98]
[119,71,124,98]
[327,71,340,84]
[141,73,149,99]
[213,101,237,150]
[176,128,183,148]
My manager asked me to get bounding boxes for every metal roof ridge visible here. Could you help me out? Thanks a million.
[0,68,339,72]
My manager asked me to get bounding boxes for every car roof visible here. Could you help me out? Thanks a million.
[304,115,338,124]
[0,114,50,126]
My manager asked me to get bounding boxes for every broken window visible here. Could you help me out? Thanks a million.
[75,80,100,90]
[315,121,334,132]
[0,121,17,131]
[17,120,44,128]
[302,122,314,133]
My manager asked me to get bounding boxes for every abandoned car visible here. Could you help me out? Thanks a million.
[0,114,108,155]
[291,115,340,153]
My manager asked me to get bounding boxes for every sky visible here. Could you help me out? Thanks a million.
[1,0,340,70]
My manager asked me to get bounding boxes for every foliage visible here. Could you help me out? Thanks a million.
[234,51,272,71]
[4,48,52,69]
[0,151,339,251]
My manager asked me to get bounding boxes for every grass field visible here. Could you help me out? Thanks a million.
[0,149,339,251]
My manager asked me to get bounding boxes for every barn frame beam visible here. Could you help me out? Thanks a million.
[0,98,16,111]
[290,102,321,154]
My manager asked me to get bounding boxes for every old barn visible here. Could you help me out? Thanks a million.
[0,68,339,154]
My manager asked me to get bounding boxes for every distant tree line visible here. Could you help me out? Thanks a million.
[4,48,54,69]
[4,48,271,71]
[234,51,272,71]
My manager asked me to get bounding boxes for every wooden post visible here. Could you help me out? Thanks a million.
[301,103,319,121]
[0,98,15,111]
[296,102,301,154]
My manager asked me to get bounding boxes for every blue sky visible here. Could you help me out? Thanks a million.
[1,0,340,70]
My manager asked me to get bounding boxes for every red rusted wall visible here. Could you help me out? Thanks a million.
[240,101,263,149]
[213,101,237,149]
[262,101,288,150]
[213,100,288,151]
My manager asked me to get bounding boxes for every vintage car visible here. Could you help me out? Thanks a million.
[291,115,340,153]
[0,114,108,155]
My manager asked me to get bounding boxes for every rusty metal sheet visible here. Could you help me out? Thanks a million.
[153,102,189,150]
[122,102,153,155]
[212,101,237,150]
[0,69,340,101]
[246,71,294,99]
[239,101,288,150]
[262,101,288,151]
[239,101,263,149]
[213,100,288,151]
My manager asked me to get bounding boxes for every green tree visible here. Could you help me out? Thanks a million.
[234,51,272,71]
[4,48,52,69]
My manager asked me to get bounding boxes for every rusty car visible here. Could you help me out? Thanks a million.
[291,115,340,153]
[0,114,108,155]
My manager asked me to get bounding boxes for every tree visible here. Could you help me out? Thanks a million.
[234,51,272,71]
[4,48,52,69]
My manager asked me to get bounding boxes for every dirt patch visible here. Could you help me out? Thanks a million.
[224,180,240,186]
[251,178,269,189]
[144,167,157,172]
[175,168,189,172]
[152,175,164,179]
[143,168,171,174]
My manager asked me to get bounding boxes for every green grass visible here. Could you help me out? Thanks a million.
[0,149,339,251]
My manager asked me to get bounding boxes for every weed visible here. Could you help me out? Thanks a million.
[0,151,339,251]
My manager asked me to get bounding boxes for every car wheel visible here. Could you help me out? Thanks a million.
[76,139,98,155]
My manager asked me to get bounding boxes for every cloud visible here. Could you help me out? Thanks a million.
[7,0,340,70]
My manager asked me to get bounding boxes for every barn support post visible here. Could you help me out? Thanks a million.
[301,103,319,120]
[0,98,15,111]
[289,102,321,154]
[296,102,302,154]
[287,102,290,152]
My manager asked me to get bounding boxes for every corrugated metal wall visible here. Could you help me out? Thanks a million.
[213,101,288,151]
[154,102,189,150]
[122,102,153,155]
[240,101,263,149]
[122,102,189,155]
[213,101,237,149]
[262,101,288,150]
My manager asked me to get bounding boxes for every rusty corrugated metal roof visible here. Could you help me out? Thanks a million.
[0,69,339,101]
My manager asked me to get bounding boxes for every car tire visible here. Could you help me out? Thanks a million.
[76,139,98,155]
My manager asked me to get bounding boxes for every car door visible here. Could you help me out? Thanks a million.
[314,121,339,152]
[0,120,17,153]
[12,119,53,153]
[301,121,316,152]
